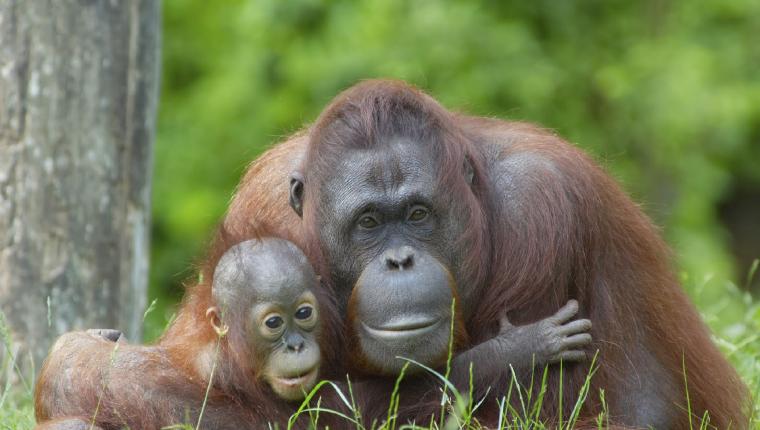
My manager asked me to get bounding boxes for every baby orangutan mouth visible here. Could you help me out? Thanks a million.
[271,365,319,396]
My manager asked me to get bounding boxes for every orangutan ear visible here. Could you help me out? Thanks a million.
[289,171,305,218]
[206,306,229,337]
[464,156,475,186]
[205,307,222,331]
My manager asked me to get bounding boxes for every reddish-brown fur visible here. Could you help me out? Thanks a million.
[34,331,255,429]
[37,80,748,429]
[182,80,743,428]
[34,417,103,430]
[34,225,340,430]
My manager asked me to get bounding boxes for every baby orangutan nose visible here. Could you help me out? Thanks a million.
[285,333,305,353]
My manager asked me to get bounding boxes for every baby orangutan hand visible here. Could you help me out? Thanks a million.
[497,299,592,366]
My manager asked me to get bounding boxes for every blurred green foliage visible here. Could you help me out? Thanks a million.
[148,0,760,340]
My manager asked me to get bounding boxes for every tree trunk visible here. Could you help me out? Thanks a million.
[0,0,160,368]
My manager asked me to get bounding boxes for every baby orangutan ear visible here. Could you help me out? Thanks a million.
[205,306,229,337]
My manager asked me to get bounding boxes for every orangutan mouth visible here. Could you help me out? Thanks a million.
[361,316,441,340]
[274,366,319,388]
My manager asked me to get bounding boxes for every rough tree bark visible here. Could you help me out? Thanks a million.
[0,0,160,367]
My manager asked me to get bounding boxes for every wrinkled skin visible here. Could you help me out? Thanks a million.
[291,139,592,376]
[452,300,591,377]
[209,238,323,400]
[294,139,472,375]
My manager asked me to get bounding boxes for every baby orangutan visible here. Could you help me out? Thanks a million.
[34,238,325,430]
[207,236,322,400]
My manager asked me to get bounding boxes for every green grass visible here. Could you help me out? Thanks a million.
[2,273,759,430]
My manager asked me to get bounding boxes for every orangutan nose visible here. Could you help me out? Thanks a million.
[284,333,305,352]
[384,246,415,270]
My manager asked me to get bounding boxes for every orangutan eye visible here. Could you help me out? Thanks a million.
[408,207,428,222]
[295,305,313,320]
[358,215,379,229]
[265,315,284,329]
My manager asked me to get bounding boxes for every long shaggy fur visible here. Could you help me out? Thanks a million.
[38,80,748,429]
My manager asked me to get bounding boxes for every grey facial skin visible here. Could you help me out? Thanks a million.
[352,246,455,371]
[298,140,464,374]
[290,139,592,375]
[210,238,322,401]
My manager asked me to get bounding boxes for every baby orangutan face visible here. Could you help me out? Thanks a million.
[208,238,322,401]
[248,287,320,400]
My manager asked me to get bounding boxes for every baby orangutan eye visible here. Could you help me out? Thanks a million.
[265,315,284,329]
[295,305,313,320]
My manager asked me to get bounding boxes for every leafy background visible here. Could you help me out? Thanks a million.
[2,1,759,428]
[149,0,760,340]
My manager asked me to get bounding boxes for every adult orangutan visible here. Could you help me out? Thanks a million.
[40,80,747,428]
[231,80,745,428]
